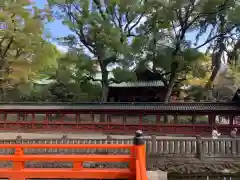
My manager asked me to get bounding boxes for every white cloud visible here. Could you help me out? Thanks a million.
[56,45,68,53]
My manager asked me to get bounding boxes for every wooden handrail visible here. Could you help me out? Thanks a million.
[0,154,134,162]
[0,144,134,148]
[0,130,147,180]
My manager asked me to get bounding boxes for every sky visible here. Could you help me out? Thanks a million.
[33,0,70,52]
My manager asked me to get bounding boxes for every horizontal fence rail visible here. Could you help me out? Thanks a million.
[0,131,147,180]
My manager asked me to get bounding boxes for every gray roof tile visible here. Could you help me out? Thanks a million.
[109,80,164,87]
[0,102,238,113]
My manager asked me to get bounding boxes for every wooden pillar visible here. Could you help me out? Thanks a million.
[76,113,81,123]
[91,113,94,122]
[139,114,143,130]
[45,113,49,129]
[107,114,112,123]
[31,113,35,123]
[60,113,64,129]
[156,114,161,124]
[208,115,215,125]
[173,115,178,124]
[3,113,6,121]
[191,115,196,124]
[122,114,126,124]
[164,115,169,124]
[230,115,234,126]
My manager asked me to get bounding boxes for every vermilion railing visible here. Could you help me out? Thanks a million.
[135,131,148,180]
[0,130,147,180]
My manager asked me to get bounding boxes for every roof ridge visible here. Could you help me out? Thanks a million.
[0,102,238,113]
[109,80,164,87]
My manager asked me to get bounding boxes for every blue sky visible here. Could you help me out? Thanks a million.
[34,0,70,38]
[33,0,70,52]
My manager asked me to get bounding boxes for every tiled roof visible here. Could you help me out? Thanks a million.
[0,102,239,113]
[109,80,164,87]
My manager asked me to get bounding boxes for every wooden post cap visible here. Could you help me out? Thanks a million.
[133,130,144,145]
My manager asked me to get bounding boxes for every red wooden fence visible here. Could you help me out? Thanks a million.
[0,102,238,135]
[0,130,147,180]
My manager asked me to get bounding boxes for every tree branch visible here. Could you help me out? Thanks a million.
[64,4,94,54]
[125,12,145,34]
[108,78,121,84]
[1,37,13,61]
[0,36,6,55]
[86,76,102,82]
[92,0,107,21]
[195,26,235,50]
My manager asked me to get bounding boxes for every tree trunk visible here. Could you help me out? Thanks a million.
[101,83,109,102]
[0,66,6,101]
[205,64,220,89]
[205,12,225,89]
[99,68,109,122]
[164,38,182,102]
[100,69,109,102]
[163,78,176,123]
[163,43,181,123]
[0,88,5,101]
[164,77,176,102]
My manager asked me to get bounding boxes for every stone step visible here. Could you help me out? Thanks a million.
[147,170,168,180]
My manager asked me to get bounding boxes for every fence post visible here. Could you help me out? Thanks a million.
[134,130,146,165]
[61,135,68,153]
[15,135,22,144]
[12,147,25,180]
[134,130,145,145]
[130,130,145,173]
[237,139,240,156]
[106,135,112,144]
[231,139,237,157]
[151,135,157,154]
[134,130,147,180]
[196,135,204,160]
[61,135,68,144]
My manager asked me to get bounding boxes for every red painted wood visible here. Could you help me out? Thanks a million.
[0,120,236,135]
[0,106,237,135]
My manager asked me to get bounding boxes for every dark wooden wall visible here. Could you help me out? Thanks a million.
[108,87,168,102]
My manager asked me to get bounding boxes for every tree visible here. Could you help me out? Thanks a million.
[132,0,240,101]
[48,0,240,103]
[48,0,146,102]
[199,0,240,89]
[112,67,137,82]
[0,0,58,100]
[48,51,101,102]
[213,64,240,101]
